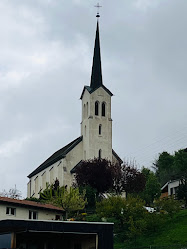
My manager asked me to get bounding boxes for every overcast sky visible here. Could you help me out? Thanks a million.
[0,0,187,198]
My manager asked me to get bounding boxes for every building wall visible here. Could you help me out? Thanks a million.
[63,140,83,187]
[168,180,180,196]
[81,87,112,161]
[160,192,168,199]
[28,141,83,198]
[0,203,62,220]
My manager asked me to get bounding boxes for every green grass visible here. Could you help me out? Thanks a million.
[114,209,187,249]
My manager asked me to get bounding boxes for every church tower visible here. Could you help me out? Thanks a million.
[80,20,113,161]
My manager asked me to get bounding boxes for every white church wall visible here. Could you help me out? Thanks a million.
[63,141,83,187]
[81,87,112,161]
[28,141,83,198]
[28,160,65,198]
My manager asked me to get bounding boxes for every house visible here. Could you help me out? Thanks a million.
[0,219,113,249]
[27,16,122,198]
[0,197,64,221]
[161,179,181,198]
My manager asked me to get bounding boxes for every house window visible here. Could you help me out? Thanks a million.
[99,149,102,159]
[6,207,16,216]
[99,124,102,135]
[102,102,106,116]
[29,210,38,220]
[95,101,99,116]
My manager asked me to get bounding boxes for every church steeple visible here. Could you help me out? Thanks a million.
[90,21,103,90]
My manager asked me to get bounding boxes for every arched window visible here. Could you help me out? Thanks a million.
[86,102,88,117]
[102,102,106,117]
[99,124,102,135]
[83,104,86,118]
[99,149,102,159]
[95,101,99,116]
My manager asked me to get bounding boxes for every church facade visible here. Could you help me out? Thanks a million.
[27,20,122,198]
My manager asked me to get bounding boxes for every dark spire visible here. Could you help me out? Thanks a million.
[90,20,103,89]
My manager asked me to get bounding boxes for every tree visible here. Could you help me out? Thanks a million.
[153,151,174,185]
[0,186,22,199]
[96,195,147,241]
[79,185,97,209]
[140,167,161,205]
[121,164,146,195]
[154,197,181,217]
[40,181,87,220]
[154,149,187,186]
[75,159,146,196]
[75,158,114,195]
[176,178,187,207]
[55,187,87,220]
[173,150,187,178]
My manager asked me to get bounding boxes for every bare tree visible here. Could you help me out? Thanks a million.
[0,185,22,199]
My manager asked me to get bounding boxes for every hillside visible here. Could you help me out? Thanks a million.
[114,209,187,249]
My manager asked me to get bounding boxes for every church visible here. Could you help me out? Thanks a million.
[27,18,122,198]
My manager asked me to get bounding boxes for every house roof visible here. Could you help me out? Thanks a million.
[161,179,181,191]
[28,136,83,178]
[0,197,63,212]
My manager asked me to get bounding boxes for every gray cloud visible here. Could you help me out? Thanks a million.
[0,0,187,197]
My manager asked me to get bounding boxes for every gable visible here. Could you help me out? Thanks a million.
[80,85,113,100]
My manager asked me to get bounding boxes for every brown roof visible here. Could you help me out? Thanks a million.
[0,197,63,212]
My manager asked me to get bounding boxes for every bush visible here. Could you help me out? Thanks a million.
[96,195,147,241]
[154,197,181,217]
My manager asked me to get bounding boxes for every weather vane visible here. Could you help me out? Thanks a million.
[94,2,102,18]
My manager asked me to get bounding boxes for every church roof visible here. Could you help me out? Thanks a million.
[28,136,83,178]
[70,160,83,174]
[90,21,103,90]
[80,85,113,100]
[112,149,123,164]
[70,150,123,174]
[80,21,113,100]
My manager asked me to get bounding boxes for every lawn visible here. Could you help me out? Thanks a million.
[114,209,187,249]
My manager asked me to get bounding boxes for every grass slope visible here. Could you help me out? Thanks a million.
[114,209,187,249]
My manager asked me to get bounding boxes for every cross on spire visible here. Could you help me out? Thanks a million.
[94,3,102,18]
